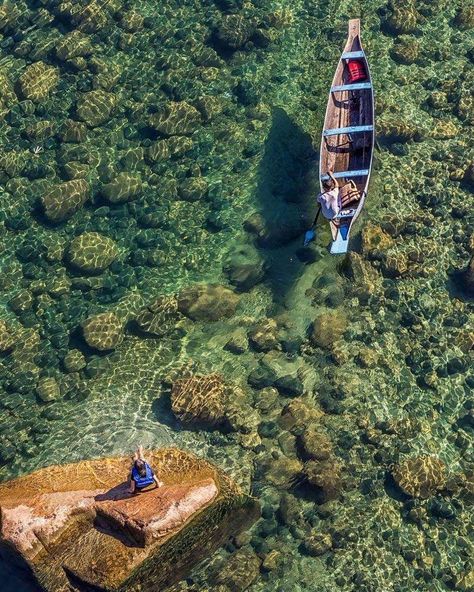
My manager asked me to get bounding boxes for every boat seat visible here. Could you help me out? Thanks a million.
[323,125,373,137]
[341,51,365,59]
[331,82,372,93]
[321,169,369,180]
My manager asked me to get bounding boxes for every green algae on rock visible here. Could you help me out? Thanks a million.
[177,284,239,321]
[82,311,123,351]
[41,179,90,223]
[67,232,118,274]
[101,173,143,204]
[0,449,259,592]
[17,61,59,102]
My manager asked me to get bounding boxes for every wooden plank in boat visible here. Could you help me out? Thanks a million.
[341,50,365,59]
[323,125,373,137]
[320,169,369,180]
[331,82,372,92]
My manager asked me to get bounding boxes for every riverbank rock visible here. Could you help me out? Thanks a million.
[0,449,259,592]
[41,179,90,223]
[392,455,447,499]
[82,311,123,351]
[177,284,239,321]
[67,232,118,273]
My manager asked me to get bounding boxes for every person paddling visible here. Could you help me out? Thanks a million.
[303,169,360,245]
[128,445,162,494]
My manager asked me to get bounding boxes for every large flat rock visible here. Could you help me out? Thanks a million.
[0,448,259,591]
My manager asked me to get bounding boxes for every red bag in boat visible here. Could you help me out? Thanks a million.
[347,59,367,83]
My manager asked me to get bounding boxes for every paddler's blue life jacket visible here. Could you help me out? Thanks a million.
[131,462,155,489]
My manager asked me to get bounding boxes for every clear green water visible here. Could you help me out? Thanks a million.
[0,0,473,591]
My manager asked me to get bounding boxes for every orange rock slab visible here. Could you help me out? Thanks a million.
[0,448,259,592]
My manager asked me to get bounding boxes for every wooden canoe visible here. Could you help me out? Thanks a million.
[319,19,375,254]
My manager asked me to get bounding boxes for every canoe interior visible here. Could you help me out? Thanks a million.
[319,19,374,249]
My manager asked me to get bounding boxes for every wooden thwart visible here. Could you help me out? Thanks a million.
[331,82,372,92]
[341,50,365,59]
[323,125,373,137]
[320,169,369,180]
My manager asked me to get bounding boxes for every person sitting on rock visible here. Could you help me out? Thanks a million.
[128,445,162,494]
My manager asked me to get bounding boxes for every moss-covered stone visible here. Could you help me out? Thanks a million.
[76,90,116,127]
[0,320,16,353]
[101,173,142,204]
[134,296,184,336]
[17,62,59,102]
[454,6,474,30]
[177,284,239,321]
[178,177,208,202]
[36,377,60,402]
[390,36,421,64]
[82,311,123,351]
[56,30,93,61]
[149,101,202,136]
[0,449,259,592]
[41,179,90,223]
[215,15,255,49]
[310,312,347,349]
[392,455,447,498]
[67,232,118,274]
[63,348,87,372]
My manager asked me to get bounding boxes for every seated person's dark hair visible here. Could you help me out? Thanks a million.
[134,459,147,478]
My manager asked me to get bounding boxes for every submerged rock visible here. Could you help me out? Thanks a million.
[36,377,60,402]
[392,455,447,499]
[303,457,343,502]
[214,547,261,590]
[171,373,227,428]
[149,101,201,136]
[82,311,123,351]
[223,244,266,291]
[309,312,347,349]
[17,62,59,101]
[133,296,184,337]
[0,320,16,353]
[76,90,116,127]
[0,449,259,592]
[101,173,142,203]
[177,284,239,321]
[67,232,118,273]
[215,15,255,49]
[41,179,90,223]
[462,256,474,294]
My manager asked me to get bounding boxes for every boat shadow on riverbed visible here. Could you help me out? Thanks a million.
[249,107,323,307]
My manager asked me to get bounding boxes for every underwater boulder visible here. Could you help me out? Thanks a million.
[41,179,90,223]
[177,283,239,321]
[63,348,87,372]
[213,547,261,590]
[0,320,16,353]
[101,173,143,204]
[55,30,92,61]
[390,36,421,65]
[299,426,333,461]
[462,255,474,294]
[81,311,123,351]
[76,89,117,127]
[392,455,447,499]
[67,232,118,274]
[463,162,474,185]
[303,531,332,556]
[303,457,343,502]
[59,119,88,143]
[133,296,184,337]
[223,244,267,291]
[17,62,59,102]
[35,377,60,403]
[382,1,421,34]
[454,6,474,30]
[178,177,208,201]
[377,115,419,143]
[149,101,201,136]
[0,449,259,592]
[171,373,228,428]
[214,14,255,50]
[248,318,279,352]
[309,312,347,349]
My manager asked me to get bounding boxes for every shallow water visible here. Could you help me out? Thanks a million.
[0,0,473,591]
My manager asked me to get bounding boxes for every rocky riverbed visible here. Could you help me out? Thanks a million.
[0,0,473,591]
